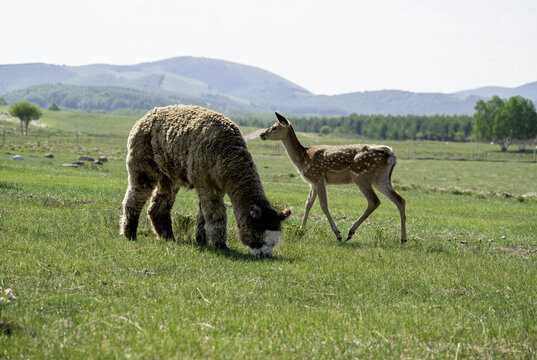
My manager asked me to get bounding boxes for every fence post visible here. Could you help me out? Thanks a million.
[471,146,475,161]
[533,146,536,163]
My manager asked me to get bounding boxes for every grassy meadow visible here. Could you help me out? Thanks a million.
[1,108,537,359]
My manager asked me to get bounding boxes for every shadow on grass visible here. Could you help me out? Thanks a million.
[336,237,413,250]
[0,322,19,337]
[0,182,20,191]
[189,241,298,263]
[339,237,455,256]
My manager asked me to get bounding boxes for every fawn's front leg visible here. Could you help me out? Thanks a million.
[315,182,342,241]
[300,185,317,230]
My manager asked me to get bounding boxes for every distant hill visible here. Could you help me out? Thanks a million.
[1,57,536,116]
[0,63,76,93]
[288,90,483,116]
[452,81,537,104]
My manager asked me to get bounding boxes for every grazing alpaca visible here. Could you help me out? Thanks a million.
[121,105,291,257]
[260,112,406,243]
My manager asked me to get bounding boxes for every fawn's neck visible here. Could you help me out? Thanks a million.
[282,126,308,168]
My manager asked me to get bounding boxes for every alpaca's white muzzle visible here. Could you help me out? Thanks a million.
[250,230,282,258]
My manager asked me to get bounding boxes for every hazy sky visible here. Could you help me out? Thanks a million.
[2,0,536,95]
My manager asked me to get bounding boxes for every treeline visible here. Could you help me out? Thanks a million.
[2,83,206,115]
[236,113,474,141]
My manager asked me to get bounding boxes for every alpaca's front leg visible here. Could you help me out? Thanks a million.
[197,189,228,249]
[195,202,207,245]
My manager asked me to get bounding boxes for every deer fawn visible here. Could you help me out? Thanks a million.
[260,112,407,243]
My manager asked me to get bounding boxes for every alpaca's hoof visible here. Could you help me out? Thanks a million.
[401,238,407,244]
[345,231,354,242]
[123,232,136,240]
[216,243,229,249]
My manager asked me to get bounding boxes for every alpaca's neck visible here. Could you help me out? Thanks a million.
[225,153,270,218]
[282,126,307,166]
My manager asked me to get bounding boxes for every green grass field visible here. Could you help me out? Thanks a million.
[1,108,536,358]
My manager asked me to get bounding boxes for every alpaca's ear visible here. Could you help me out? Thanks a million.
[250,205,262,219]
[278,208,292,221]
[275,112,289,126]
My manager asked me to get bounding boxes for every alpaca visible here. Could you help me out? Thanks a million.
[121,105,291,257]
[260,112,406,243]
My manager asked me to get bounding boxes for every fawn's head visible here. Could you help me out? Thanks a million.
[260,112,291,141]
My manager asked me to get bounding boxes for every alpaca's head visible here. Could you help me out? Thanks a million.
[259,112,292,141]
[239,205,292,258]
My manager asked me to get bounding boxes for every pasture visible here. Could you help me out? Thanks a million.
[1,108,536,358]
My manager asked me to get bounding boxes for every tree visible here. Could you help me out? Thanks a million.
[48,102,61,111]
[9,101,42,136]
[0,96,7,106]
[473,95,537,151]
[474,96,504,142]
[498,96,537,151]
[319,125,331,135]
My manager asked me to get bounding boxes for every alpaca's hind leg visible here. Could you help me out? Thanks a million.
[121,171,158,239]
[195,202,207,245]
[197,189,228,249]
[147,175,179,240]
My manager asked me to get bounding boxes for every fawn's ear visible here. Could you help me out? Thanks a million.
[278,208,292,221]
[275,112,289,126]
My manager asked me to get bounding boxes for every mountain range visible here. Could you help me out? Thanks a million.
[1,56,536,116]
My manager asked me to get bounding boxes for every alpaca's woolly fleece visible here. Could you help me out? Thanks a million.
[121,105,290,255]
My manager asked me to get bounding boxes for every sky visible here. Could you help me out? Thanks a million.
[2,0,537,95]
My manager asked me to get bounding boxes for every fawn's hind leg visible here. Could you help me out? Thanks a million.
[373,167,407,243]
[345,182,380,242]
